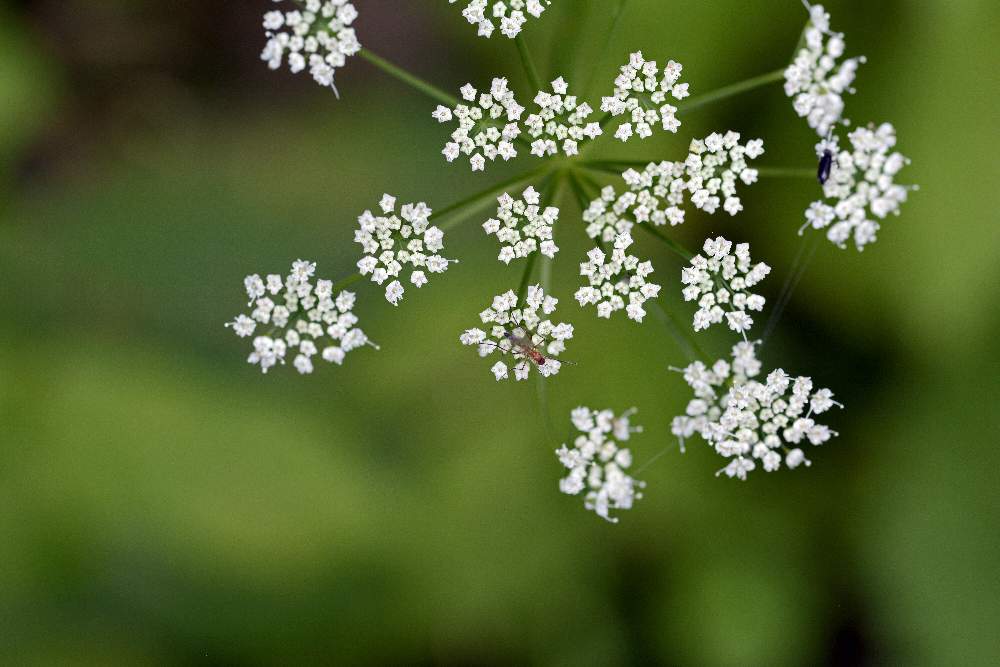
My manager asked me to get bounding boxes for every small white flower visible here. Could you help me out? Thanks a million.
[575,233,661,323]
[260,1,361,95]
[681,236,770,337]
[460,285,574,381]
[227,260,378,374]
[600,51,690,143]
[525,77,603,157]
[448,0,552,39]
[783,3,866,136]
[483,186,560,263]
[801,122,915,250]
[433,78,524,172]
[670,341,842,478]
[555,407,645,523]
[355,194,456,304]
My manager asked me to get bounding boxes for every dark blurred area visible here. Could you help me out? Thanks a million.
[1,0,998,665]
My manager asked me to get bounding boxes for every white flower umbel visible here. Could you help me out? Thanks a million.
[459,285,574,381]
[482,186,559,264]
[783,2,865,137]
[556,407,645,523]
[260,0,361,95]
[575,233,661,323]
[355,194,456,305]
[584,132,763,242]
[432,78,525,172]
[620,132,765,224]
[525,77,603,157]
[681,237,770,337]
[670,342,842,479]
[801,122,914,250]
[448,0,552,39]
[600,51,690,142]
[227,259,377,374]
[582,185,638,244]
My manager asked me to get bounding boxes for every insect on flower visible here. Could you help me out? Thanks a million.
[817,130,835,185]
[479,328,577,368]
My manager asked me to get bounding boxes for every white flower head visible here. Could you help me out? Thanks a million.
[525,76,603,157]
[783,3,866,136]
[681,236,771,337]
[227,260,377,374]
[448,0,552,39]
[483,186,560,264]
[459,285,574,381]
[600,51,690,142]
[575,233,661,323]
[582,185,638,244]
[623,131,765,227]
[556,406,645,523]
[670,341,842,478]
[433,77,525,172]
[355,194,456,304]
[801,122,915,250]
[260,0,362,96]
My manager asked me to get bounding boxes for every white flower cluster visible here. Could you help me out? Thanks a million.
[575,233,661,323]
[582,185,638,244]
[582,132,764,242]
[624,131,765,223]
[670,342,842,480]
[433,78,524,172]
[482,186,559,264]
[525,77,603,157]
[556,407,645,523]
[802,123,912,250]
[459,285,574,381]
[260,0,361,94]
[449,0,552,39]
[783,3,865,137]
[600,51,690,142]
[681,237,770,336]
[227,260,377,374]
[355,194,454,305]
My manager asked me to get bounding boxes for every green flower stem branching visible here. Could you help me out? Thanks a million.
[676,68,785,114]
[582,0,632,98]
[514,34,543,93]
[358,49,459,107]
[329,272,366,294]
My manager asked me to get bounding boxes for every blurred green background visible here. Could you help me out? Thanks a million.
[1,0,998,664]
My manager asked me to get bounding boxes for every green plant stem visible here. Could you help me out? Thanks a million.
[358,49,459,107]
[582,0,631,98]
[439,165,551,230]
[756,166,816,179]
[676,68,785,113]
[650,299,709,363]
[514,35,543,92]
[516,253,539,303]
[635,223,693,261]
[330,273,365,293]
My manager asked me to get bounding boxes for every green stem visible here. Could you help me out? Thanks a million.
[650,299,709,363]
[756,166,815,179]
[330,272,365,293]
[582,0,631,98]
[438,165,550,231]
[358,49,459,107]
[635,223,693,261]
[677,68,785,114]
[514,34,543,92]
[516,252,539,303]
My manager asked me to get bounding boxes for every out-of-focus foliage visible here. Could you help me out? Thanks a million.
[1,0,998,664]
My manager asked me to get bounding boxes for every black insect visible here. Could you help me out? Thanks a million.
[817,148,834,185]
